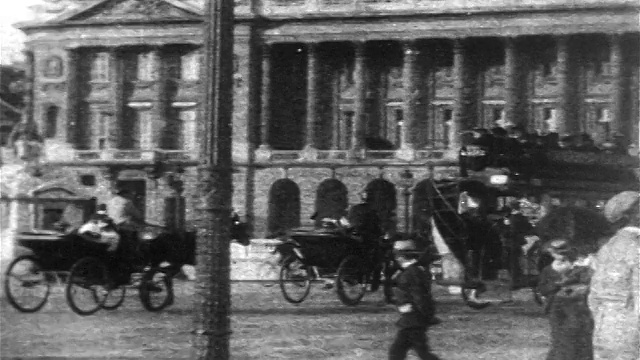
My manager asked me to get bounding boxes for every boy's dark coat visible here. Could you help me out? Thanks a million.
[394,263,436,328]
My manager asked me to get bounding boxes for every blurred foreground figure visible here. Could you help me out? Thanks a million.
[388,240,441,360]
[589,191,640,360]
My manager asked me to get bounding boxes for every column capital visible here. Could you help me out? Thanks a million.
[353,41,366,55]
[261,43,271,57]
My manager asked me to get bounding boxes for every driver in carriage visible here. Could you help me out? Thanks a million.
[346,191,384,244]
[77,204,120,252]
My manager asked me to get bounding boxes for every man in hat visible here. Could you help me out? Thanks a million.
[388,239,441,360]
[503,200,534,288]
[588,191,640,360]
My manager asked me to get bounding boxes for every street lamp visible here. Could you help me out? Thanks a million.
[399,169,415,233]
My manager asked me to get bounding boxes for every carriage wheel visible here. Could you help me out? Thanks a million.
[139,268,173,312]
[66,257,109,316]
[336,255,367,306]
[95,285,126,310]
[4,255,51,313]
[279,256,312,304]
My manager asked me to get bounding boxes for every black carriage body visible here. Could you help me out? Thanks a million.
[17,232,112,272]
[286,229,369,271]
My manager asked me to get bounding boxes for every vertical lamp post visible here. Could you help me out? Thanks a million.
[399,169,415,234]
[192,0,234,358]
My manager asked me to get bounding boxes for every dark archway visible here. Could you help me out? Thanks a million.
[412,179,433,235]
[267,178,301,236]
[314,178,348,228]
[364,178,397,233]
[45,105,59,139]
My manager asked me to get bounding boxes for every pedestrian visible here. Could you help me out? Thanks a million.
[503,200,534,288]
[389,239,441,360]
[537,239,594,360]
[589,191,640,360]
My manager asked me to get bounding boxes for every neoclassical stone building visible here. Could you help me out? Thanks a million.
[10,0,640,236]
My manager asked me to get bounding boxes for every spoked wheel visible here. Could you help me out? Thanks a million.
[336,255,367,306]
[4,255,51,313]
[279,256,312,304]
[96,285,126,310]
[460,282,492,310]
[139,268,173,312]
[66,257,110,316]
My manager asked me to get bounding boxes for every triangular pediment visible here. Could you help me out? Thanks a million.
[60,0,202,24]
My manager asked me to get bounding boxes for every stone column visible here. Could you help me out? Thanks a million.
[350,41,367,157]
[451,39,474,151]
[65,49,79,145]
[256,44,272,161]
[556,36,580,136]
[331,65,341,151]
[610,34,627,142]
[23,50,35,125]
[151,48,166,150]
[302,43,319,160]
[504,37,528,129]
[110,49,124,150]
[398,40,419,161]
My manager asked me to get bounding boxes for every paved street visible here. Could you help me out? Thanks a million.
[1,280,551,359]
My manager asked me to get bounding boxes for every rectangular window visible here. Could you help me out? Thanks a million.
[90,53,110,82]
[139,111,152,149]
[181,51,201,81]
[93,111,110,149]
[98,113,107,149]
[179,110,197,151]
[137,52,156,81]
[123,108,141,150]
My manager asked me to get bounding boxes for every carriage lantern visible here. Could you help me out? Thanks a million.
[399,169,415,233]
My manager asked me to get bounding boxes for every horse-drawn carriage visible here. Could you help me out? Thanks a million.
[4,226,196,315]
[275,220,393,305]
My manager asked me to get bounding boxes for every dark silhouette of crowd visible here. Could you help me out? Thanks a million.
[459,126,630,177]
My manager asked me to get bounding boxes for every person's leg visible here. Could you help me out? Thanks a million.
[407,328,440,360]
[389,328,411,360]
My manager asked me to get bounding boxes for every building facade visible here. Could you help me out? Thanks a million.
[10,0,640,236]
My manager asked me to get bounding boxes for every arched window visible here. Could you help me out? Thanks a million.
[364,179,397,233]
[45,105,59,138]
[267,179,300,237]
[314,179,348,228]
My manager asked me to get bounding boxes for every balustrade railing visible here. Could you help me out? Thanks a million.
[238,0,636,17]
[42,149,198,164]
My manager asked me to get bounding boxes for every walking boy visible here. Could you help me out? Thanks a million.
[389,239,441,360]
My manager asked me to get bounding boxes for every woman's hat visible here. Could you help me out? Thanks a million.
[547,239,577,259]
[604,191,640,224]
[393,240,418,253]
[96,203,107,215]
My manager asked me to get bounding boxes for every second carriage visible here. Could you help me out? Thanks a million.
[275,221,393,306]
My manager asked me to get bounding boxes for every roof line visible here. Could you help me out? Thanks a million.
[16,0,204,29]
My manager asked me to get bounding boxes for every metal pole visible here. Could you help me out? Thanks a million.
[404,189,410,233]
[192,0,234,358]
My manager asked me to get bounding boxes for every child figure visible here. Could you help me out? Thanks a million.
[538,239,594,360]
[389,240,441,360]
